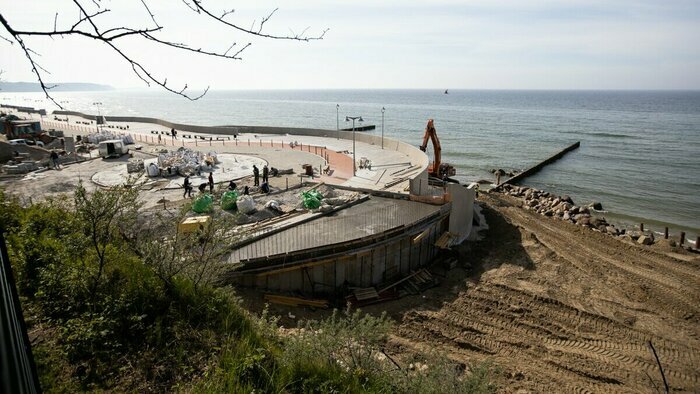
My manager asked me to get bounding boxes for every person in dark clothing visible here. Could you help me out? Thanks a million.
[208,172,214,193]
[253,165,260,186]
[228,180,237,191]
[243,186,249,195]
[262,165,269,183]
[260,182,270,194]
[198,183,207,193]
[183,175,193,198]
[171,128,177,139]
[50,150,60,169]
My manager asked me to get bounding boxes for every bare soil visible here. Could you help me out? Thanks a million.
[374,192,700,393]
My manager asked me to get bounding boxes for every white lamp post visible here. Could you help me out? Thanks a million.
[346,115,363,176]
[92,102,102,133]
[381,107,385,149]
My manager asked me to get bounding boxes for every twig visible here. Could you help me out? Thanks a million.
[647,340,670,394]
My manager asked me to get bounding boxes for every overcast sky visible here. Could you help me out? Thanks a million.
[1,0,699,91]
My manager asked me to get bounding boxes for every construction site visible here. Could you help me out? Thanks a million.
[0,104,478,302]
[2,104,699,392]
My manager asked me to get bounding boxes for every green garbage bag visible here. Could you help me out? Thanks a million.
[192,194,214,213]
[307,190,323,200]
[301,190,323,209]
[221,191,238,210]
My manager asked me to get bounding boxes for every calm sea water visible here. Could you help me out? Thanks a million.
[3,89,699,240]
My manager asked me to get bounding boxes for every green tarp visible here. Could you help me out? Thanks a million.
[221,191,238,210]
[192,194,214,213]
[301,190,323,209]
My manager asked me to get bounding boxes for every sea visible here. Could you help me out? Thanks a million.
[2,89,699,243]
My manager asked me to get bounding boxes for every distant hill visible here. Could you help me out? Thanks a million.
[0,82,114,92]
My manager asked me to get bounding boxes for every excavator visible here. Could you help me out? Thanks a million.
[419,119,456,179]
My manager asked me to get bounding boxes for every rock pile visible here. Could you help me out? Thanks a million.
[496,185,690,248]
[494,184,658,244]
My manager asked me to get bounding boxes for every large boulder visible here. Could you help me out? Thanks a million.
[637,235,654,245]
[561,195,574,204]
[588,201,603,211]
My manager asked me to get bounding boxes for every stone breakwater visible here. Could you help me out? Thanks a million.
[494,184,682,248]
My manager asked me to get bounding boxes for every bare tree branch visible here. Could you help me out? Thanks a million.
[0,0,328,107]
[139,0,160,28]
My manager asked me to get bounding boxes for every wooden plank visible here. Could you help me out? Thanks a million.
[354,287,379,301]
[264,294,329,308]
[378,270,423,294]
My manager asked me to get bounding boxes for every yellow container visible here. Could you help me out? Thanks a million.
[178,215,212,234]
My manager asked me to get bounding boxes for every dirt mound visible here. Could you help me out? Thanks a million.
[384,192,700,392]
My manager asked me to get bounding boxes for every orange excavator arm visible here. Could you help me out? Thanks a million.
[419,119,442,175]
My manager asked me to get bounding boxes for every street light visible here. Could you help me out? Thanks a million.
[345,115,363,176]
[381,107,385,149]
[336,104,340,138]
[93,102,103,133]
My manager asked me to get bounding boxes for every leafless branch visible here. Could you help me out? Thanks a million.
[221,9,235,19]
[0,32,13,44]
[190,1,328,41]
[139,0,160,28]
[0,0,327,107]
[258,8,278,34]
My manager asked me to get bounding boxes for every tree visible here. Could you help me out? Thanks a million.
[0,1,327,107]
[136,207,238,293]
[73,182,140,298]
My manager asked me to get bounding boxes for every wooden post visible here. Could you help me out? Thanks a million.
[640,223,644,232]
[270,139,273,147]
[248,139,250,146]
[664,227,669,239]
[679,231,686,246]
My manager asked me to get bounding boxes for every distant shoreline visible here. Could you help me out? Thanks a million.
[0,82,114,92]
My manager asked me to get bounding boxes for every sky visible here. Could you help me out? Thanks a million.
[1,0,699,91]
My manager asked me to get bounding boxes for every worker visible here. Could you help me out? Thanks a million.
[260,182,270,194]
[171,128,177,139]
[253,165,260,186]
[243,186,250,195]
[262,165,269,183]
[228,180,237,191]
[198,183,207,193]
[50,150,60,169]
[208,172,214,193]
[183,175,193,198]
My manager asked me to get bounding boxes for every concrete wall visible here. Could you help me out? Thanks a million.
[232,218,446,296]
[448,183,476,244]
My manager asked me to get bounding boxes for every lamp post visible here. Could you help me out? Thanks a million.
[336,104,340,139]
[345,115,363,176]
[93,102,102,133]
[381,107,385,149]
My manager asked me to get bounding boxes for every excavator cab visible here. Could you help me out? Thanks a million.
[419,119,456,179]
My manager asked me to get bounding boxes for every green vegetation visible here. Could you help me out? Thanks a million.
[1,186,497,393]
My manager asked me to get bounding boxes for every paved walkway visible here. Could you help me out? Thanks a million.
[39,114,423,193]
